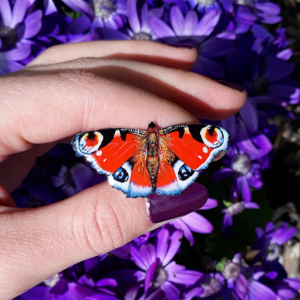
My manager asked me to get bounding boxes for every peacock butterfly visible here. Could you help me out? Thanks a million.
[72,122,230,198]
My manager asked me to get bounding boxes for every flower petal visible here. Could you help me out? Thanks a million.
[145,259,157,292]
[181,212,213,233]
[161,281,181,300]
[194,10,220,36]
[171,219,195,245]
[149,17,175,39]
[170,6,184,36]
[162,230,183,266]
[1,44,31,61]
[184,11,198,36]
[127,0,140,33]
[156,228,169,263]
[212,168,234,181]
[61,0,94,16]
[239,100,258,133]
[239,176,252,202]
[0,0,12,26]
[271,226,296,245]
[244,202,259,209]
[199,198,218,210]
[11,0,26,27]
[130,245,149,270]
[23,10,43,39]
[248,281,277,300]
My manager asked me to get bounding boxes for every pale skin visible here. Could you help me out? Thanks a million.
[0,40,247,299]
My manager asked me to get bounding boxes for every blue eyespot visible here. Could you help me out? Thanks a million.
[113,167,129,183]
[178,164,194,181]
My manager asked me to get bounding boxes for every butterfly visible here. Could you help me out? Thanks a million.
[72,122,230,198]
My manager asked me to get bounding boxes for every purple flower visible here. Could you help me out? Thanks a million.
[226,35,299,111]
[111,228,202,299]
[51,163,105,197]
[0,0,42,50]
[168,198,218,245]
[235,0,281,27]
[222,201,259,235]
[95,0,162,41]
[252,222,297,267]
[0,0,43,73]
[18,273,119,300]
[187,0,223,14]
[149,8,234,77]
[233,271,278,300]
[222,254,279,300]
[196,272,227,298]
[62,0,127,30]
[212,135,272,202]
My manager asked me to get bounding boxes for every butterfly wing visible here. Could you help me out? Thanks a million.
[72,127,150,197]
[156,124,230,195]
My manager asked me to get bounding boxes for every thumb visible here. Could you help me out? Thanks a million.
[0,181,207,299]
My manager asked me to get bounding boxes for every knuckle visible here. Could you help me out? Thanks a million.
[80,190,128,254]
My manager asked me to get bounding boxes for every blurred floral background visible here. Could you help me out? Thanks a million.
[1,0,300,299]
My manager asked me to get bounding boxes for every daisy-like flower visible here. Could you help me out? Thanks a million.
[62,0,127,30]
[233,270,278,300]
[235,0,281,26]
[169,198,218,245]
[0,0,42,51]
[251,222,297,272]
[222,201,259,235]
[212,135,272,202]
[17,274,119,300]
[187,0,224,14]
[95,0,162,41]
[149,7,234,78]
[111,228,202,300]
[51,163,105,197]
[196,272,228,298]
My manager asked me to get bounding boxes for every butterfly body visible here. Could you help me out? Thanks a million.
[72,122,230,198]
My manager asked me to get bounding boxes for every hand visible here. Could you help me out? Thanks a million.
[0,40,246,299]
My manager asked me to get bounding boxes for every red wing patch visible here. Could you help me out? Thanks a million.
[91,133,140,173]
[129,160,152,198]
[167,129,213,170]
[72,128,146,175]
[156,160,180,195]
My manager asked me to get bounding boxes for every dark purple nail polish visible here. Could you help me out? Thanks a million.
[147,182,208,223]
[217,80,246,93]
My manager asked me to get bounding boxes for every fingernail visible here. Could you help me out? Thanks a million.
[147,182,208,223]
[217,80,246,93]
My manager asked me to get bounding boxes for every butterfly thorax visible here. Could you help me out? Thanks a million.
[146,124,159,190]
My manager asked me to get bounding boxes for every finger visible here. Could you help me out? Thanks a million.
[0,69,200,162]
[26,40,198,70]
[25,57,247,121]
[1,182,208,298]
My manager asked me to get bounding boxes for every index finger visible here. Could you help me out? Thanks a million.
[0,69,199,161]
